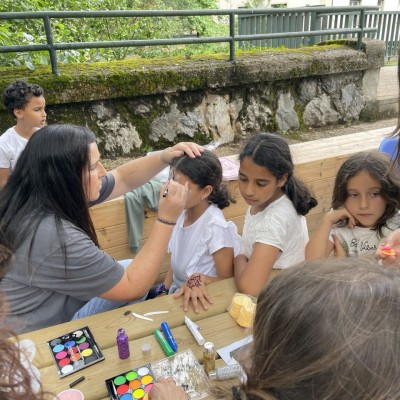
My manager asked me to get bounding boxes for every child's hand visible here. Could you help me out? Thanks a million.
[149,377,188,400]
[324,207,357,228]
[376,231,400,266]
[160,142,204,164]
[173,273,213,313]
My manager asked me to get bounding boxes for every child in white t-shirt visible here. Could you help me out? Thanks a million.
[306,151,400,260]
[0,81,46,188]
[155,150,241,313]
[234,132,317,297]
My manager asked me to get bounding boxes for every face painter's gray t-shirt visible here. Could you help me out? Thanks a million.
[0,173,124,334]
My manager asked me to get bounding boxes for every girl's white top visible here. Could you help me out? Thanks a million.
[240,194,309,269]
[168,204,241,292]
[329,211,400,258]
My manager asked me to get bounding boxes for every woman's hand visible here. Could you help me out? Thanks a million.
[149,377,188,400]
[160,142,204,165]
[376,229,400,266]
[157,180,188,223]
[173,273,213,313]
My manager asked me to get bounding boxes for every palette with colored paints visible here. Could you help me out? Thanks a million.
[47,326,105,378]
[105,364,155,400]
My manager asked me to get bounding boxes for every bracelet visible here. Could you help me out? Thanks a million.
[156,216,176,226]
[155,283,170,295]
[159,149,170,165]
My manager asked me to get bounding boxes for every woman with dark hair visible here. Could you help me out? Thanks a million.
[0,124,203,334]
[151,257,400,400]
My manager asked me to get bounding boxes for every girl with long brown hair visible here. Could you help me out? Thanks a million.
[151,257,400,399]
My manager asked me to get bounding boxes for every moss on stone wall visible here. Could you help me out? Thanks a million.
[0,39,385,156]
[0,41,369,110]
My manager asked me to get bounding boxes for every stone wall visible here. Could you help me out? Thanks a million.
[0,39,385,157]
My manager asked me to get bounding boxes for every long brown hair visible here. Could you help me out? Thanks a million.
[215,258,400,399]
[331,151,400,236]
[0,245,46,399]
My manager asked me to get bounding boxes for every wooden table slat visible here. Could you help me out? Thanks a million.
[19,278,246,400]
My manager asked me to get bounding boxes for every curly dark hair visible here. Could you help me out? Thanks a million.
[3,80,44,118]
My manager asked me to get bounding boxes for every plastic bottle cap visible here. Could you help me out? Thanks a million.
[204,341,214,351]
[208,370,217,380]
[142,344,151,356]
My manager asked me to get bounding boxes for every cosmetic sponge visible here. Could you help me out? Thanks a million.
[228,293,257,328]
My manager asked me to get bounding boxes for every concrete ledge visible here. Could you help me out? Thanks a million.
[0,40,385,107]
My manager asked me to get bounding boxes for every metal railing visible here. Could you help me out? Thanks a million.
[239,8,397,59]
[0,7,378,75]
[365,11,400,59]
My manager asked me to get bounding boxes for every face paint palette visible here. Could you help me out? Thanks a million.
[47,326,105,378]
[105,363,155,400]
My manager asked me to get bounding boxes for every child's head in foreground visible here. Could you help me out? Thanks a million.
[239,257,400,400]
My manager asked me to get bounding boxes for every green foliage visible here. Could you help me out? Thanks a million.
[0,0,226,69]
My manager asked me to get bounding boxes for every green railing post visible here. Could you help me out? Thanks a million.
[229,13,236,62]
[357,8,365,49]
[43,16,59,75]
[309,11,317,45]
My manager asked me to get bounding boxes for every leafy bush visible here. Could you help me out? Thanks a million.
[0,0,228,69]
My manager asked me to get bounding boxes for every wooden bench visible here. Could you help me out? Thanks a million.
[90,127,393,282]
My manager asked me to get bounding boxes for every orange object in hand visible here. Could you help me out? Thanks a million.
[381,246,396,256]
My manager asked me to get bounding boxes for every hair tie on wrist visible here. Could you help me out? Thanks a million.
[156,216,176,226]
[159,150,170,165]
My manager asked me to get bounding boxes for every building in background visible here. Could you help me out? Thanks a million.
[218,0,399,10]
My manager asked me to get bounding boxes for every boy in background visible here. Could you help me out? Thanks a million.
[0,80,46,188]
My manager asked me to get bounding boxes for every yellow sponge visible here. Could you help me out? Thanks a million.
[229,293,257,328]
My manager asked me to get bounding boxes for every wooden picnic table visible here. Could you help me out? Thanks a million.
[19,277,251,400]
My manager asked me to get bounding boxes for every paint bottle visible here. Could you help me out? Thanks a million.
[208,364,243,381]
[203,341,216,374]
[116,328,130,359]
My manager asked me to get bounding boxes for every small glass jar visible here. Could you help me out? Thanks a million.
[203,341,216,374]
[116,328,130,359]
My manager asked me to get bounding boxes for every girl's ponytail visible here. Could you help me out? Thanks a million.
[208,181,236,210]
[284,175,317,216]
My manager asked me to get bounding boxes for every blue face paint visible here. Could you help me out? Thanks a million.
[160,321,178,352]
